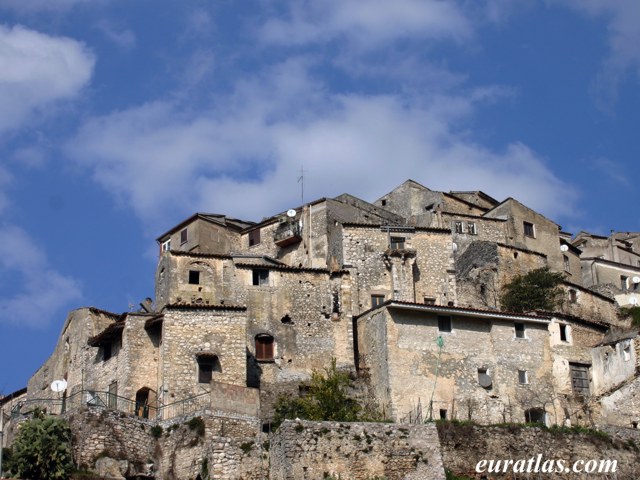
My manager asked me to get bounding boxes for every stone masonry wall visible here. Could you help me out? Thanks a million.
[270,420,445,480]
[438,422,640,479]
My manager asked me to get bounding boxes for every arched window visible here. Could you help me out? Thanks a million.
[255,334,275,361]
[197,354,221,384]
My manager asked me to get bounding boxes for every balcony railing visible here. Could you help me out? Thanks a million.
[274,222,302,247]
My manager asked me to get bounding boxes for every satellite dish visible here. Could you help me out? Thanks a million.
[51,379,68,393]
[560,244,569,252]
[630,297,638,305]
[633,276,640,284]
[478,373,492,388]
[452,242,458,252]
[286,209,296,218]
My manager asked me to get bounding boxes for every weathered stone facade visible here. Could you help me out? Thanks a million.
[8,179,640,478]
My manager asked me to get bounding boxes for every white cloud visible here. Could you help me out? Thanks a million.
[557,0,640,109]
[261,0,472,47]
[0,24,95,134]
[0,225,82,328]
[95,20,136,50]
[67,58,576,228]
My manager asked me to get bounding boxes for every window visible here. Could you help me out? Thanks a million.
[467,222,477,235]
[424,297,436,305]
[569,363,590,396]
[381,199,387,207]
[108,381,118,409]
[563,255,570,272]
[255,335,275,361]
[188,270,200,285]
[180,228,188,244]
[454,221,464,234]
[249,229,261,246]
[197,355,221,384]
[523,221,535,238]
[439,409,447,420]
[559,324,569,342]
[525,408,546,424]
[569,289,577,304]
[252,269,269,286]
[371,294,385,308]
[621,275,629,291]
[438,315,452,333]
[514,322,526,339]
[161,239,171,252]
[518,370,529,385]
[390,236,405,250]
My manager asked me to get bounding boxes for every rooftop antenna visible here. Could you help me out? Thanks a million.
[297,166,306,204]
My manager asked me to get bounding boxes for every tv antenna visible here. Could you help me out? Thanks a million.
[297,166,306,204]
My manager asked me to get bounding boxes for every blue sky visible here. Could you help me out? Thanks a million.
[1,0,639,394]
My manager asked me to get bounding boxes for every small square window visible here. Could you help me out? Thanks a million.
[523,221,535,238]
[371,294,385,308]
[454,221,464,234]
[255,335,275,361]
[621,276,629,291]
[252,269,269,286]
[390,236,405,250]
[188,270,200,285]
[559,324,568,342]
[439,409,447,420]
[249,229,261,246]
[438,315,452,333]
[467,222,477,235]
[180,228,188,244]
[515,323,526,339]
[381,199,387,207]
[518,370,529,384]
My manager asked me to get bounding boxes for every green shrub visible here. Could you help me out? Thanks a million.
[150,425,164,438]
[187,416,206,436]
[500,267,564,313]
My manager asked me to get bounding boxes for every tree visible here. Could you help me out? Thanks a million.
[9,412,73,480]
[273,359,382,428]
[500,267,564,313]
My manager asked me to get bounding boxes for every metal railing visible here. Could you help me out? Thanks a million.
[156,392,211,421]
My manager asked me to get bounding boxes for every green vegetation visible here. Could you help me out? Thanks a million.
[6,412,73,480]
[500,267,565,313]
[273,359,384,429]
[620,306,640,327]
[150,425,164,438]
[187,416,205,436]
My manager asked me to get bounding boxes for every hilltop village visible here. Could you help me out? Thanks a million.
[3,179,640,479]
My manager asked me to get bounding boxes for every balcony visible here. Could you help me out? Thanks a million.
[274,222,302,247]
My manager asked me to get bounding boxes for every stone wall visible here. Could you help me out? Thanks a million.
[269,420,445,480]
[438,421,640,479]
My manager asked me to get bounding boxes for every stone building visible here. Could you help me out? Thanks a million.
[5,179,640,462]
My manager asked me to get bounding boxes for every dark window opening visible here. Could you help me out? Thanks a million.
[570,363,590,396]
[560,324,568,342]
[513,251,519,259]
[390,236,405,250]
[518,370,528,384]
[103,343,112,361]
[438,315,452,333]
[454,221,464,234]
[525,408,545,424]
[249,229,261,246]
[523,221,535,238]
[280,314,292,324]
[332,292,340,313]
[371,294,385,308]
[252,269,269,286]
[424,297,436,305]
[515,323,525,339]
[381,199,387,206]
[198,355,221,384]
[621,276,629,291]
[479,284,486,296]
[255,335,275,361]
[180,228,188,244]
[439,409,447,420]
[468,222,477,235]
[188,270,200,285]
[569,289,577,304]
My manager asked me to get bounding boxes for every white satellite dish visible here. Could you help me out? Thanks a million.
[51,379,68,393]
[286,209,296,218]
[478,373,493,388]
[560,244,569,252]
[630,297,638,305]
[452,242,458,252]
[633,276,640,284]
